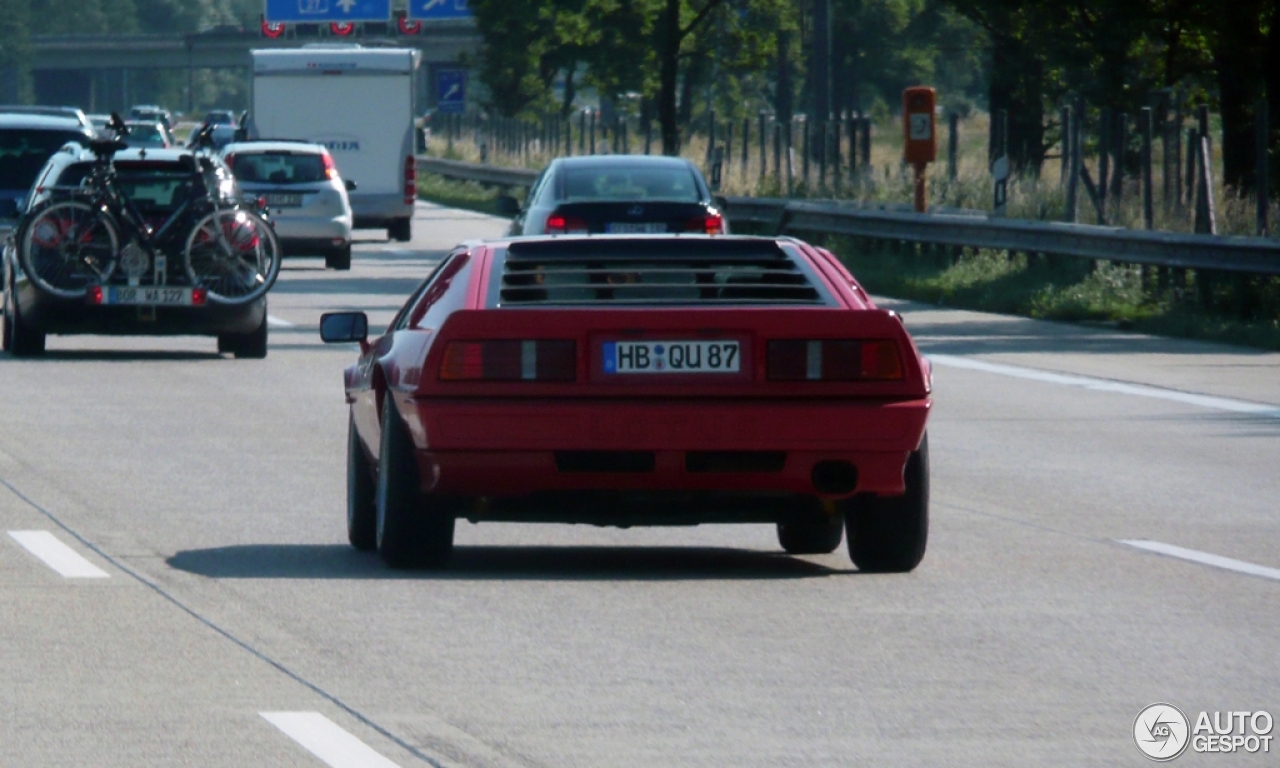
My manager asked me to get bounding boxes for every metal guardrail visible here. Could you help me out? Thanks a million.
[416,156,1280,275]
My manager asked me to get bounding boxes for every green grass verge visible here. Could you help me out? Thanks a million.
[821,235,1280,351]
[416,173,504,216]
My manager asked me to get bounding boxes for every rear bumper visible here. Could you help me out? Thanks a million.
[14,279,264,336]
[271,215,352,246]
[405,397,929,499]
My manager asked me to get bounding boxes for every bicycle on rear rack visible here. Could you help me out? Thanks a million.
[17,114,280,306]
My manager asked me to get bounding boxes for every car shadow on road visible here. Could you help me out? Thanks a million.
[166,543,854,581]
[6,350,222,362]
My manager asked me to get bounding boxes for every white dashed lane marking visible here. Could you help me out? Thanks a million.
[1119,540,1280,583]
[929,354,1280,418]
[267,315,295,329]
[261,712,403,768]
[7,530,110,578]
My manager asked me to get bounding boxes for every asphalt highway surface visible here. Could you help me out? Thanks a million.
[2,202,1277,767]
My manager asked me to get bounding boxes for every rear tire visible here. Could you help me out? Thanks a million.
[325,245,352,271]
[777,501,845,555]
[845,434,929,573]
[388,217,412,242]
[375,394,454,569]
[346,412,376,551]
[218,311,268,359]
[4,277,45,357]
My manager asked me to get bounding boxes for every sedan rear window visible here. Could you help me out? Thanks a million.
[0,129,87,190]
[228,152,326,185]
[560,166,700,202]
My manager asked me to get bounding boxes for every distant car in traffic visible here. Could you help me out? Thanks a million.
[128,105,174,130]
[0,105,94,132]
[0,113,93,224]
[222,140,356,269]
[203,110,236,127]
[320,235,932,571]
[501,155,727,237]
[3,144,269,357]
[123,120,173,148]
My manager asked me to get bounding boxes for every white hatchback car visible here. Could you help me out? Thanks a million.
[221,140,355,270]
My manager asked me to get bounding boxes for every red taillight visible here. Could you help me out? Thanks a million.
[87,285,103,305]
[404,155,416,205]
[545,214,588,235]
[192,288,208,306]
[767,340,903,381]
[322,152,337,180]
[223,153,236,170]
[440,340,576,381]
[686,213,724,235]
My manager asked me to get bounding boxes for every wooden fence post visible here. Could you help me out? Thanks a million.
[1059,105,1070,185]
[1111,113,1126,205]
[759,112,767,178]
[1064,104,1079,222]
[1099,108,1111,218]
[741,117,750,177]
[948,112,958,181]
[1257,95,1270,236]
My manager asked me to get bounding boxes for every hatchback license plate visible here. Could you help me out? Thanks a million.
[103,287,197,306]
[265,193,303,208]
[605,222,666,234]
[603,340,740,374]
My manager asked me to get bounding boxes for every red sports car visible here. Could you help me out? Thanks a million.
[321,236,932,571]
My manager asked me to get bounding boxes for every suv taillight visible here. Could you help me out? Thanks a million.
[404,155,416,205]
[440,340,576,381]
[767,340,903,381]
[686,213,724,235]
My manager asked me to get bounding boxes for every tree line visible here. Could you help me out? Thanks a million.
[468,0,1278,195]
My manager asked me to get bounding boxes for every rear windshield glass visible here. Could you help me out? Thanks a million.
[560,166,700,202]
[125,124,166,145]
[228,152,326,185]
[58,162,198,214]
[0,129,86,190]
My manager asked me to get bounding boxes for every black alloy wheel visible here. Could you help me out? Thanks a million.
[346,411,377,551]
[375,394,455,569]
[845,433,929,573]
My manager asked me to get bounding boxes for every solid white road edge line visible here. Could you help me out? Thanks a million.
[7,530,109,578]
[261,712,403,768]
[929,354,1280,418]
[1118,540,1280,582]
[267,315,295,329]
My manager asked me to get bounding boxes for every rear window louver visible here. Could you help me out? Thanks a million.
[499,240,823,306]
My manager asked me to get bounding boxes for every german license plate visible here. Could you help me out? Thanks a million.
[605,222,666,234]
[265,193,303,208]
[603,340,740,374]
[103,286,197,306]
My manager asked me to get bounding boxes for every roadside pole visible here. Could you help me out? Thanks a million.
[903,87,937,213]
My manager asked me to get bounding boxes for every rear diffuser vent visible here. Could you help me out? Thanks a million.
[500,239,822,306]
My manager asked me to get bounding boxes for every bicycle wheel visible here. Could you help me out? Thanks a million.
[183,208,281,305]
[19,200,119,299]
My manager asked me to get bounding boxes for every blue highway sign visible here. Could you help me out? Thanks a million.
[264,0,392,23]
[409,0,472,20]
[436,70,466,114]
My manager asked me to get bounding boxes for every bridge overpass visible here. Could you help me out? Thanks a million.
[20,26,483,113]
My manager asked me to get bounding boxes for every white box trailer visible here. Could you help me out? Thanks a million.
[250,45,420,241]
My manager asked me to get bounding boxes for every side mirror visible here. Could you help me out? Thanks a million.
[344,179,357,192]
[319,311,369,343]
[495,194,521,216]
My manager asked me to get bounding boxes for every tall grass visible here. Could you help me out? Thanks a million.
[426,113,1280,238]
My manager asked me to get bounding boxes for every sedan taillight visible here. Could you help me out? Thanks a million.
[686,213,724,235]
[767,340,903,381]
[545,214,589,235]
[440,340,577,381]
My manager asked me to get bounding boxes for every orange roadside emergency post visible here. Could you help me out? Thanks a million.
[902,86,937,212]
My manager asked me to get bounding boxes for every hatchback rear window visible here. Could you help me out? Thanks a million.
[227,152,326,185]
[0,129,87,190]
[560,166,700,202]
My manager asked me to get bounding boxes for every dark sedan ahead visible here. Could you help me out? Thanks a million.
[501,155,727,237]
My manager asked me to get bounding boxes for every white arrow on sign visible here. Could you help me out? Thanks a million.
[421,0,446,11]
[442,84,460,100]
[337,0,357,12]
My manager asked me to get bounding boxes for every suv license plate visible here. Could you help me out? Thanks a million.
[603,340,740,374]
[103,287,196,306]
